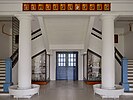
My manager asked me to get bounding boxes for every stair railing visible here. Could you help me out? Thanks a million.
[10,49,18,68]
[4,58,12,92]
[121,57,129,91]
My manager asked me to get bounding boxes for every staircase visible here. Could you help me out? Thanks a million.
[0,59,6,92]
[128,60,133,92]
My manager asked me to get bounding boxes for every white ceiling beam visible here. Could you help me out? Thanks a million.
[38,16,49,52]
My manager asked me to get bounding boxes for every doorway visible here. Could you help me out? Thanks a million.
[56,52,78,80]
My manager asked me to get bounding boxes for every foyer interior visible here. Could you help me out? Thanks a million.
[0,0,133,99]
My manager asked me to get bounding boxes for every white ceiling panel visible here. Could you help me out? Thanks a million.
[44,16,89,45]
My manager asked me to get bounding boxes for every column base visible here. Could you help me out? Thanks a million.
[122,83,129,92]
[3,83,13,92]
[93,84,124,99]
[9,84,40,98]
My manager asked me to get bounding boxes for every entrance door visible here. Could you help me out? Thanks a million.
[56,52,78,80]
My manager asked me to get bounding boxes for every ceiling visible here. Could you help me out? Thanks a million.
[44,16,89,45]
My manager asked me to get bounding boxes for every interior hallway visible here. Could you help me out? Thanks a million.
[0,81,133,100]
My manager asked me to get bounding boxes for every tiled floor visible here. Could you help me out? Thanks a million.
[0,81,133,100]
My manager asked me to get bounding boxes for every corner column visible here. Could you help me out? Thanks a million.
[101,15,115,89]
[17,15,32,89]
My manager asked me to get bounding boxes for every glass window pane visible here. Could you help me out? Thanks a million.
[64,54,66,57]
[68,58,71,62]
[68,63,70,66]
[74,54,76,57]
[58,63,60,66]
[64,63,65,66]
[58,58,60,62]
[71,58,73,62]
[71,54,73,57]
[58,54,60,57]
[68,54,71,57]
[61,54,63,57]
[61,58,63,62]
[71,63,73,66]
[74,63,76,66]
[61,63,63,66]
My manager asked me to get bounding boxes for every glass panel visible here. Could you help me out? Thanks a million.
[64,54,66,57]
[74,58,76,62]
[61,58,63,62]
[61,63,63,66]
[58,58,60,62]
[74,54,76,57]
[61,54,63,57]
[58,54,60,57]
[68,63,70,66]
[71,63,73,66]
[58,63,60,66]
[74,63,76,66]
[64,63,65,66]
[71,58,73,62]
[71,54,73,57]
[68,58,71,62]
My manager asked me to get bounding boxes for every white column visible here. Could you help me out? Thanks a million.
[17,15,32,89]
[101,15,116,89]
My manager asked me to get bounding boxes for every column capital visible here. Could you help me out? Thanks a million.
[15,14,32,21]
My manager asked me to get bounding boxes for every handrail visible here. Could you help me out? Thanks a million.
[115,54,121,66]
[10,49,18,60]
[12,55,18,67]
[31,28,41,35]
[91,32,102,40]
[115,47,123,59]
[31,34,42,40]
[92,27,102,35]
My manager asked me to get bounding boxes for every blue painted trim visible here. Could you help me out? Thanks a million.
[121,57,129,91]
[3,58,12,92]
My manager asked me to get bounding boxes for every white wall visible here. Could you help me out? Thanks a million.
[50,49,83,80]
[31,36,45,56]
[31,16,46,56]
[0,21,12,58]
[124,33,133,59]
[12,62,18,84]
[88,16,102,55]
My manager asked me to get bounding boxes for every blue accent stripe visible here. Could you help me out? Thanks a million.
[121,57,129,92]
[3,58,12,92]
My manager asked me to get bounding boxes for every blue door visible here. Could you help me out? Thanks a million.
[56,52,78,80]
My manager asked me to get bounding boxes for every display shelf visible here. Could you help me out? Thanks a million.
[83,49,101,85]
[32,50,50,85]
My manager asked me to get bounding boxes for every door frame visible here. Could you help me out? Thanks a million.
[56,51,78,80]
